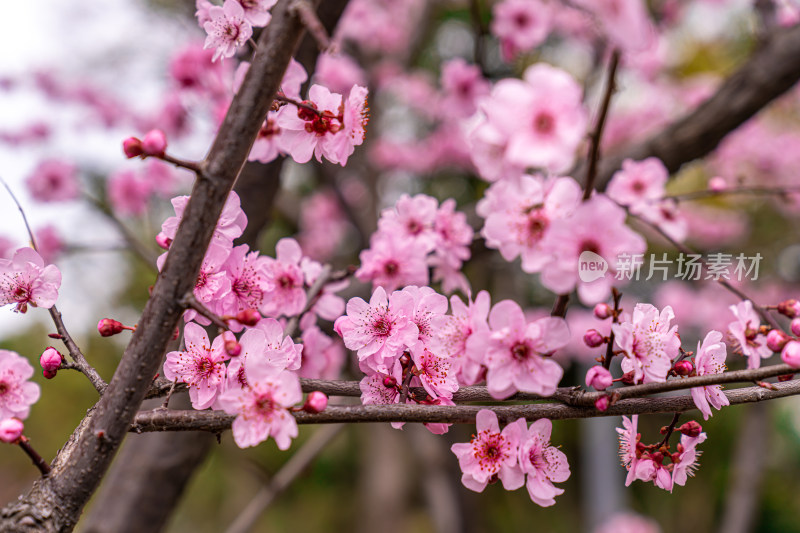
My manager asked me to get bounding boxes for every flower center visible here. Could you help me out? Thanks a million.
[533,112,554,135]
[278,274,294,289]
[383,260,399,276]
[580,240,600,255]
[511,341,531,361]
[255,393,277,414]
[372,316,392,337]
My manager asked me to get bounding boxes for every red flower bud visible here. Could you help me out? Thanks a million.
[40,347,63,378]
[677,420,702,438]
[141,129,167,156]
[767,329,791,352]
[673,360,693,376]
[303,391,328,414]
[235,309,261,327]
[593,303,613,319]
[122,136,143,158]
[594,395,610,411]
[583,329,606,348]
[98,318,124,337]
[777,299,800,318]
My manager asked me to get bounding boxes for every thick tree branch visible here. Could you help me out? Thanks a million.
[1,2,308,531]
[578,24,800,188]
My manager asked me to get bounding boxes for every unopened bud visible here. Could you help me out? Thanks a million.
[122,136,143,158]
[223,332,241,357]
[594,395,610,411]
[620,371,635,385]
[236,309,261,327]
[585,366,613,390]
[593,303,613,319]
[583,329,606,348]
[383,376,397,388]
[673,360,694,376]
[0,418,23,443]
[781,340,800,368]
[778,373,795,382]
[791,318,800,337]
[767,329,791,352]
[40,347,63,378]
[303,391,328,413]
[155,232,172,250]
[98,318,124,337]
[677,420,702,438]
[141,129,167,156]
[778,299,800,319]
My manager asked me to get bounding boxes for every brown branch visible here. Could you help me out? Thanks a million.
[583,48,620,200]
[131,378,800,431]
[290,0,331,51]
[18,437,52,477]
[0,2,310,530]
[49,306,107,395]
[580,23,800,189]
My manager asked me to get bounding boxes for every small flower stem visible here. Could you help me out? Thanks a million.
[49,306,108,394]
[18,436,51,476]
[602,288,622,371]
[550,293,570,318]
[161,380,178,410]
[157,153,202,173]
[180,293,230,330]
[657,412,681,448]
[273,94,324,117]
[289,0,331,51]
[398,366,415,405]
[583,48,620,201]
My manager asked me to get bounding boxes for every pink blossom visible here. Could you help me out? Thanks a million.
[203,0,253,62]
[479,175,582,273]
[169,42,230,99]
[34,225,64,264]
[299,325,345,379]
[164,242,230,326]
[0,247,61,313]
[593,513,661,533]
[439,58,490,118]
[377,194,439,253]
[108,169,153,217]
[261,238,307,318]
[518,418,570,506]
[25,159,79,202]
[0,350,41,421]
[606,158,667,208]
[728,300,772,369]
[451,410,525,492]
[296,190,349,261]
[39,347,62,378]
[491,0,552,61]
[479,63,588,173]
[431,291,491,386]
[216,245,272,329]
[161,191,248,254]
[237,0,276,26]
[252,318,303,371]
[691,330,729,420]
[573,0,654,52]
[612,303,679,384]
[334,287,418,373]
[355,234,430,292]
[400,285,449,349]
[315,52,367,94]
[0,417,24,443]
[585,366,612,390]
[484,300,568,399]
[671,432,707,489]
[539,194,646,304]
[410,345,458,399]
[782,340,800,367]
[217,353,302,449]
[431,199,473,282]
[617,414,667,488]
[248,117,283,163]
[164,323,229,410]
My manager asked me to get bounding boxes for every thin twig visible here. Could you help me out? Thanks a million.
[290,0,331,51]
[158,153,202,173]
[583,49,620,201]
[602,288,622,371]
[18,437,51,476]
[224,425,344,533]
[50,306,107,394]
[273,93,324,117]
[656,412,681,448]
[180,293,229,330]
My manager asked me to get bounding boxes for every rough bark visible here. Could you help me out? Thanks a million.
[0,2,307,530]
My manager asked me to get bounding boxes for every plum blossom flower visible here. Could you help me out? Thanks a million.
[108,169,153,217]
[484,300,568,399]
[728,300,772,369]
[477,63,588,173]
[431,291,491,386]
[431,198,474,291]
[491,0,553,61]
[261,238,306,318]
[439,58,490,118]
[299,325,345,379]
[612,303,680,384]
[252,318,303,371]
[0,247,61,313]
[217,353,302,449]
[203,0,253,62]
[334,287,418,373]
[159,191,247,254]
[164,323,229,410]
[539,194,647,304]
[518,418,570,506]
[671,432,707,489]
[25,159,79,202]
[0,417,24,443]
[355,234,430,292]
[377,194,439,253]
[410,345,458,399]
[691,330,729,420]
[400,285,449,349]
[479,175,582,273]
[0,350,40,421]
[451,410,526,492]
[237,0,277,26]
[216,245,272,330]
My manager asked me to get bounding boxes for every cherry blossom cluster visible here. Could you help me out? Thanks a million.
[0,248,61,314]
[618,415,706,493]
[0,350,41,444]
[355,193,473,295]
[451,410,570,506]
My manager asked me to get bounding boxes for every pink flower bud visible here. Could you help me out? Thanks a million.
[155,232,172,250]
[767,329,791,352]
[792,318,800,337]
[0,418,24,443]
[585,366,613,390]
[122,136,143,158]
[222,332,241,357]
[620,371,635,385]
[781,340,800,368]
[593,303,613,319]
[303,391,328,413]
[98,318,124,337]
[708,176,727,191]
[141,129,167,156]
[678,420,702,438]
[778,373,795,382]
[235,309,261,327]
[583,329,606,348]
[594,395,610,411]
[777,299,800,318]
[383,376,397,388]
[673,360,694,376]
[40,347,62,378]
